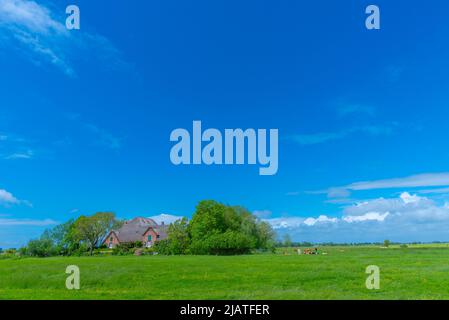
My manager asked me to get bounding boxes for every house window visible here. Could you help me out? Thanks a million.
[110,237,113,242]
[147,235,152,242]
[157,235,160,239]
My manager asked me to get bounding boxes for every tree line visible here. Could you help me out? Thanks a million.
[18,200,276,257]
[20,212,123,257]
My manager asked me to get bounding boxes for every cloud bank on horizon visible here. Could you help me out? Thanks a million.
[270,172,449,243]
[264,191,449,243]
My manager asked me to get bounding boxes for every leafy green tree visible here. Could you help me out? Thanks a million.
[283,234,293,247]
[26,238,57,257]
[155,218,190,255]
[23,220,77,257]
[383,239,391,248]
[168,217,190,254]
[41,219,77,255]
[188,200,228,242]
[256,221,276,251]
[187,200,276,255]
[73,212,117,255]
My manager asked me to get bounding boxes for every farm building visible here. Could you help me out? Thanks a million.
[103,217,168,248]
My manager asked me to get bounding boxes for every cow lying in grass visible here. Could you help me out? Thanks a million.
[302,248,319,255]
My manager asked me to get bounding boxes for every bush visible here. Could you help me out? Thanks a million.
[134,241,143,248]
[190,231,254,255]
[26,239,57,257]
[112,243,140,255]
[143,247,157,255]
[69,243,90,256]
[185,200,276,255]
[153,239,172,255]
[5,248,17,254]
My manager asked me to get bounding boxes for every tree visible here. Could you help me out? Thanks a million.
[41,219,77,255]
[164,217,190,255]
[73,212,117,255]
[283,234,293,247]
[255,221,276,251]
[25,238,58,257]
[187,200,276,255]
[383,239,391,248]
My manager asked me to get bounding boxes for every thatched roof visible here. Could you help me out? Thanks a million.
[112,217,167,243]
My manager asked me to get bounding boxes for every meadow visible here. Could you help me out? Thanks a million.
[2,245,449,300]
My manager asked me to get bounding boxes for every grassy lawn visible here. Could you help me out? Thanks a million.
[2,246,449,300]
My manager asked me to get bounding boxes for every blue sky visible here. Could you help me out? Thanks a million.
[1,0,449,247]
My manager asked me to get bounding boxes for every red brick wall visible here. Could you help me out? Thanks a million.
[105,232,120,248]
[142,228,159,247]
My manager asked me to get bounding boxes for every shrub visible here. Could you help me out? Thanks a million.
[69,243,90,256]
[112,243,138,255]
[134,241,143,248]
[185,200,276,255]
[143,247,157,255]
[190,231,254,255]
[26,239,58,257]
[154,239,171,255]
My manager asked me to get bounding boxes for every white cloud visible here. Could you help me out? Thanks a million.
[264,217,306,230]
[148,213,185,225]
[0,188,30,206]
[417,187,449,195]
[0,189,19,205]
[0,0,127,76]
[304,215,338,226]
[0,0,73,75]
[343,212,389,223]
[349,173,449,191]
[4,149,33,159]
[400,192,422,204]
[0,133,34,160]
[0,0,65,34]
[318,172,449,198]
[266,215,338,229]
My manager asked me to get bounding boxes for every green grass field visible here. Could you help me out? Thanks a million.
[2,246,449,300]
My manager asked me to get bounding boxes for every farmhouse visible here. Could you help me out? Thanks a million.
[103,217,168,248]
